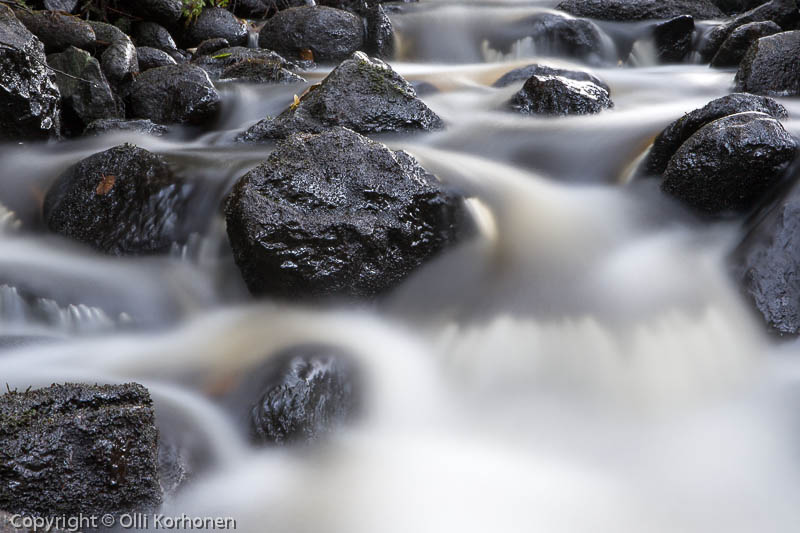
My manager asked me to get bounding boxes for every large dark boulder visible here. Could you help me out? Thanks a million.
[14,9,95,53]
[237,52,442,142]
[556,0,724,21]
[136,46,177,71]
[509,74,613,116]
[735,30,800,95]
[83,118,169,137]
[225,127,468,298]
[43,144,193,255]
[243,345,361,445]
[47,46,122,135]
[128,63,220,125]
[653,15,695,63]
[733,176,800,335]
[181,7,248,48]
[258,6,364,63]
[101,38,138,87]
[0,5,61,141]
[193,46,294,80]
[493,63,610,91]
[661,112,797,215]
[642,93,788,176]
[711,20,782,67]
[0,383,161,516]
[132,21,179,56]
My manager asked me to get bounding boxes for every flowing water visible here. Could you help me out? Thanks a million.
[3,1,800,531]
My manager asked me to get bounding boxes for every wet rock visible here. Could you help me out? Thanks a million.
[125,0,184,28]
[513,12,608,64]
[733,176,800,335]
[128,63,220,126]
[14,9,95,53]
[225,127,468,298]
[32,0,80,12]
[47,46,121,136]
[132,21,179,55]
[220,58,306,84]
[258,6,365,63]
[195,37,230,57]
[365,4,394,58]
[711,20,782,67]
[653,15,695,63]
[642,93,788,176]
[193,46,294,80]
[556,0,724,21]
[88,20,128,49]
[493,63,610,91]
[237,52,442,142]
[137,46,177,71]
[735,30,800,95]
[101,38,138,86]
[229,0,276,18]
[181,7,247,49]
[661,112,797,215]
[83,118,169,137]
[249,345,361,445]
[714,0,773,15]
[0,383,161,516]
[43,144,192,254]
[0,5,61,141]
[509,74,613,116]
[699,0,800,61]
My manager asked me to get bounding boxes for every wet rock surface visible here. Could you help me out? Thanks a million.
[509,74,613,116]
[14,9,95,53]
[193,46,295,80]
[128,63,220,125]
[126,0,184,28]
[0,5,61,141]
[365,4,395,58]
[735,30,800,95]
[643,93,788,176]
[653,15,695,63]
[101,37,138,87]
[182,7,248,48]
[220,58,306,84]
[83,118,169,137]
[493,64,609,91]
[0,383,161,516]
[225,127,468,298]
[43,144,193,255]
[517,12,608,64]
[258,6,365,63]
[195,37,230,57]
[661,112,797,215]
[238,52,442,142]
[137,46,177,71]
[556,0,725,21]
[132,21,179,56]
[711,20,782,67]
[88,20,129,49]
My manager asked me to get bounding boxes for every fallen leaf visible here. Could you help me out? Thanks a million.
[299,48,314,61]
[96,174,115,195]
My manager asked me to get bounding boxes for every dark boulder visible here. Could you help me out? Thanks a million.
[711,20,782,67]
[88,20,128,49]
[735,30,800,95]
[0,383,161,516]
[32,0,80,12]
[245,345,361,445]
[14,9,95,53]
[125,0,184,28]
[195,37,230,57]
[220,58,306,84]
[225,127,468,298]
[642,93,788,176]
[193,46,294,80]
[128,63,220,126]
[661,112,797,215]
[733,176,800,335]
[365,4,394,58]
[181,7,248,48]
[43,144,193,254]
[47,46,122,135]
[509,74,613,116]
[83,118,169,137]
[493,63,610,91]
[132,21,179,55]
[258,6,364,63]
[653,15,695,63]
[237,52,442,142]
[136,46,177,71]
[0,5,61,141]
[556,0,724,21]
[101,38,138,86]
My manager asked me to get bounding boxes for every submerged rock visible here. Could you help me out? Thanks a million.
[137,46,177,71]
[493,63,610,91]
[556,0,724,21]
[0,383,161,516]
[83,118,169,137]
[14,9,95,53]
[225,127,468,298]
[735,30,800,95]
[258,6,364,63]
[509,74,613,116]
[182,7,248,48]
[128,63,220,125]
[642,93,788,176]
[711,20,782,67]
[661,112,797,215]
[247,345,361,445]
[0,5,61,141]
[43,144,193,255]
[653,15,695,63]
[501,12,609,64]
[734,177,800,335]
[238,52,442,142]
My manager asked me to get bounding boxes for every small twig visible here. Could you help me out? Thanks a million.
[0,42,101,87]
